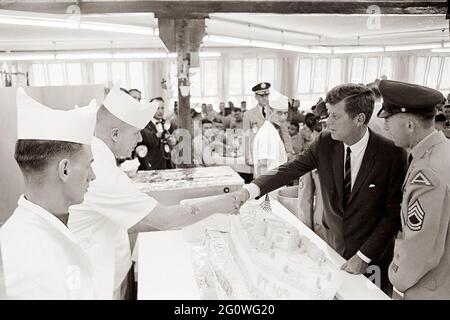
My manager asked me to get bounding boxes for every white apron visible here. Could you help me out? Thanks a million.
[253,120,288,177]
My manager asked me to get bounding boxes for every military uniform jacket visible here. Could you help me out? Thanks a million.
[389,131,450,299]
[253,130,407,261]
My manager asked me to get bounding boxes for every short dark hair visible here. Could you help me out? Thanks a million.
[289,122,300,130]
[129,88,141,94]
[201,119,213,125]
[15,140,83,175]
[444,104,450,109]
[326,83,375,125]
[435,114,447,123]
[212,117,223,124]
[150,97,164,103]
[304,113,318,131]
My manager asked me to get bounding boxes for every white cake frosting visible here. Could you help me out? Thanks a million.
[191,201,342,300]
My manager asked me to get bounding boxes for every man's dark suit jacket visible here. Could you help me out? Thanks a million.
[254,129,407,263]
[137,121,173,170]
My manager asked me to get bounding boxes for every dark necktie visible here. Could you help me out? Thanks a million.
[407,153,413,170]
[343,146,352,208]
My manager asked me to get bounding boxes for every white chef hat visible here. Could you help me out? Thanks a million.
[102,86,158,129]
[269,90,289,111]
[16,88,96,145]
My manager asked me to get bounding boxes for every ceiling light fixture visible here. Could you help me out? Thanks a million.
[431,48,450,53]
[80,21,154,35]
[385,43,441,52]
[56,52,113,60]
[0,10,156,35]
[204,35,251,46]
[0,53,56,61]
[333,47,384,54]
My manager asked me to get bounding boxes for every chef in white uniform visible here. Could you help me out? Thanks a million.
[0,88,97,299]
[68,87,238,300]
[253,90,289,177]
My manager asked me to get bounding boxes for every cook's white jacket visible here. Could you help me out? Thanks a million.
[69,137,156,299]
[0,196,96,300]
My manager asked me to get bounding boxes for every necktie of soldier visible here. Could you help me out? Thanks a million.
[343,146,352,208]
[407,153,413,170]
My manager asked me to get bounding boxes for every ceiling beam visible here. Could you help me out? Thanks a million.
[0,1,447,17]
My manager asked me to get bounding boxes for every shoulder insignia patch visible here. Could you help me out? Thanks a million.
[407,200,425,231]
[411,171,432,187]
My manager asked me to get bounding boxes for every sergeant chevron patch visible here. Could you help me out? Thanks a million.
[411,171,432,186]
[407,200,425,231]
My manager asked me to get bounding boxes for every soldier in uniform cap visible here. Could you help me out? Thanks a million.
[378,80,450,299]
[243,82,294,171]
[243,82,271,169]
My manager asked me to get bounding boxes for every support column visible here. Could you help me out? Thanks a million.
[158,17,206,167]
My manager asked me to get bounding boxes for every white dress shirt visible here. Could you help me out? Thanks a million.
[1,196,96,299]
[69,137,157,299]
[343,128,370,190]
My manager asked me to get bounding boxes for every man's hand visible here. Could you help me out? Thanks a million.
[340,254,369,274]
[166,135,177,146]
[245,158,254,167]
[229,188,250,214]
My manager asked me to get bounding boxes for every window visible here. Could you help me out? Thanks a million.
[47,63,64,86]
[328,58,342,90]
[129,62,145,93]
[190,68,201,97]
[350,58,364,83]
[169,60,178,98]
[298,59,312,93]
[312,58,327,93]
[243,59,257,95]
[66,63,82,85]
[93,62,108,86]
[229,59,242,96]
[426,57,440,89]
[439,57,450,90]
[261,58,275,86]
[203,60,218,96]
[414,57,427,85]
[380,57,393,80]
[365,57,379,83]
[111,62,127,87]
[31,64,46,86]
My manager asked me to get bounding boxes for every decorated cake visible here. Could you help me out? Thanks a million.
[189,200,342,300]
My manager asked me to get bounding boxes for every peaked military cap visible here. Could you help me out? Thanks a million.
[377,80,445,118]
[252,82,271,95]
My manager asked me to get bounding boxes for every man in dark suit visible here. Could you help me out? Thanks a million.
[233,83,407,295]
[137,97,177,170]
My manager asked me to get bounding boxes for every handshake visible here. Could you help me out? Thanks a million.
[180,188,251,217]
[228,188,251,214]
